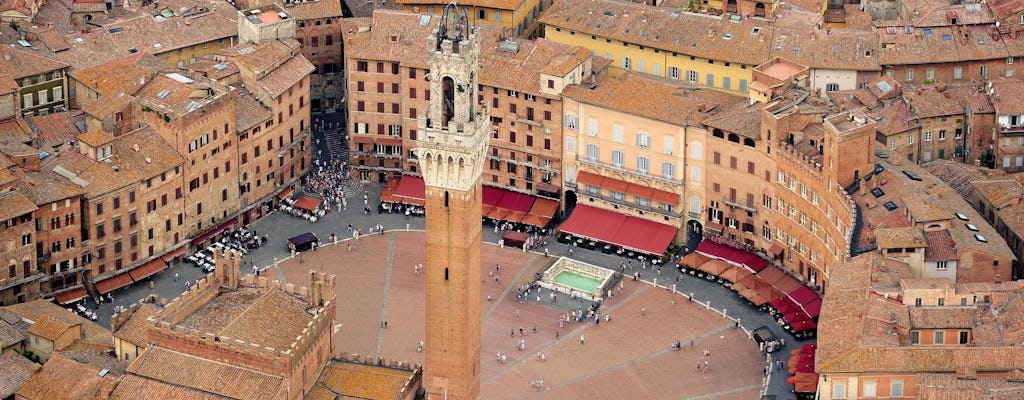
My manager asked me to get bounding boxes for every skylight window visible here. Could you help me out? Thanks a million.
[942,34,952,41]
[955,212,969,221]
[902,170,922,181]
[156,89,171,99]
[108,27,124,34]
[871,188,885,198]
[966,224,979,231]
[418,15,430,25]
[752,27,761,34]
[723,33,733,40]
[884,201,898,211]
[975,234,987,243]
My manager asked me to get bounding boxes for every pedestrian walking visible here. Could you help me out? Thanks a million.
[174,272,179,281]
[580,334,585,345]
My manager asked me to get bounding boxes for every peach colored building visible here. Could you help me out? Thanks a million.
[562,72,741,241]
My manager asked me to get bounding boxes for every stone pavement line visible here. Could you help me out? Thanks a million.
[481,251,539,323]
[376,233,397,355]
[508,322,737,400]
[676,383,763,400]
[482,284,655,385]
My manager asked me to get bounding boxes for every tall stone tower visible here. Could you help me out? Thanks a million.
[415,4,490,400]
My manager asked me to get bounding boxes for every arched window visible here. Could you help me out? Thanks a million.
[727,133,740,143]
[743,138,756,148]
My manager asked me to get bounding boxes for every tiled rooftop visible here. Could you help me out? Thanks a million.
[54,7,238,70]
[564,71,746,127]
[991,79,1024,116]
[26,110,86,149]
[0,45,69,79]
[124,347,287,400]
[0,318,26,349]
[26,315,76,341]
[15,352,118,400]
[854,147,1015,260]
[916,373,1024,399]
[924,229,958,261]
[2,300,112,350]
[479,33,592,95]
[111,303,159,348]
[313,361,417,400]
[176,286,313,351]
[71,53,173,99]
[0,353,37,399]
[343,10,438,69]
[0,190,37,221]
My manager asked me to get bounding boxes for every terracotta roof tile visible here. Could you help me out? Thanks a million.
[233,89,271,132]
[344,11,437,68]
[190,60,239,81]
[176,286,313,351]
[479,33,592,95]
[27,110,85,149]
[254,53,314,98]
[989,0,1024,19]
[769,26,881,71]
[0,118,34,143]
[59,349,128,377]
[54,9,238,70]
[0,46,69,79]
[0,73,17,94]
[2,299,112,348]
[0,319,26,349]
[280,0,342,20]
[126,347,286,400]
[111,303,159,348]
[924,229,958,261]
[71,53,173,99]
[916,373,1024,400]
[15,353,117,400]
[903,85,965,118]
[0,353,37,399]
[26,315,76,341]
[874,227,927,249]
[992,79,1024,116]
[395,0,522,11]
[856,147,1016,260]
[908,307,975,329]
[315,361,417,400]
[923,160,999,206]
[0,190,37,221]
[540,0,774,66]
[111,374,234,400]
[564,71,746,127]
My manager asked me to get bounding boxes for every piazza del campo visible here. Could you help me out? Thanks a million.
[4,0,1024,397]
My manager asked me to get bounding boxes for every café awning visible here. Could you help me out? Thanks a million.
[129,258,168,282]
[559,204,677,256]
[95,273,133,294]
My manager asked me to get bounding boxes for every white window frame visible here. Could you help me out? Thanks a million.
[636,132,650,149]
[662,161,675,180]
[586,143,599,162]
[669,66,680,79]
[687,70,698,83]
[587,118,598,136]
[637,155,649,175]
[564,114,579,130]
[612,125,624,143]
[611,149,624,168]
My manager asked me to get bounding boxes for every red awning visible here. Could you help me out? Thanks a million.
[611,216,678,256]
[55,288,87,305]
[695,240,769,272]
[505,211,527,223]
[162,246,187,263]
[790,320,817,333]
[129,258,168,282]
[277,187,294,200]
[95,273,133,294]
[767,242,786,256]
[773,275,804,295]
[625,183,654,199]
[788,286,821,309]
[483,186,503,206]
[575,171,603,187]
[191,217,238,245]
[293,195,322,212]
[394,175,426,200]
[558,205,677,255]
[488,207,510,220]
[757,266,787,285]
[602,176,629,193]
[651,189,679,205]
[510,193,535,213]
[803,298,823,318]
[528,198,559,218]
[770,297,801,314]
[784,310,812,324]
[559,204,627,245]
[520,214,552,227]
[502,230,529,247]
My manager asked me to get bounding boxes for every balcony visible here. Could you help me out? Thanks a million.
[576,155,683,186]
[723,199,757,214]
[581,191,682,218]
[1001,125,1024,134]
[688,211,701,219]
